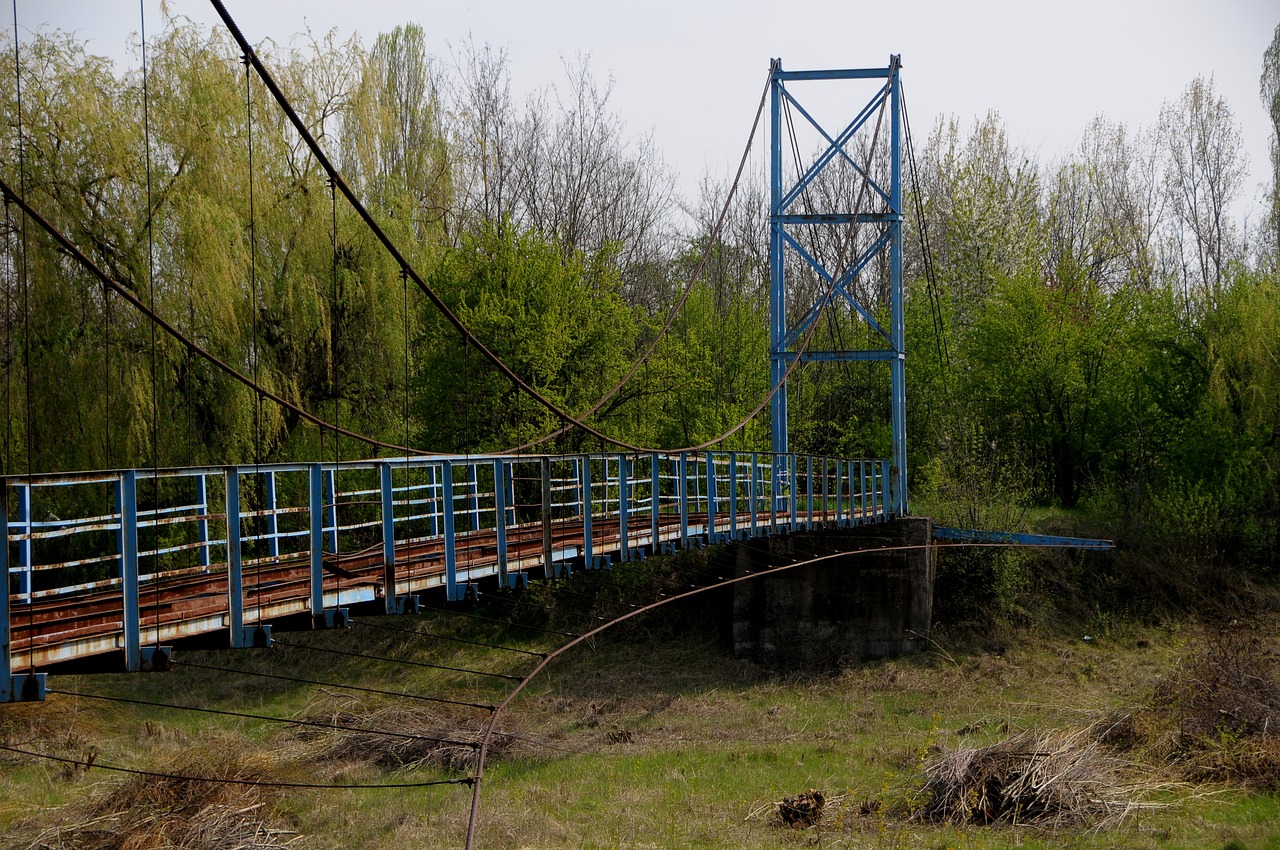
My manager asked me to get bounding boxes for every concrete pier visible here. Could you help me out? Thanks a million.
[731,517,934,665]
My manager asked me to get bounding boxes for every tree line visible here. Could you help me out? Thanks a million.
[3,16,1280,569]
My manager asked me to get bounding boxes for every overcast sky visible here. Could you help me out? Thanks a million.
[8,1,1279,223]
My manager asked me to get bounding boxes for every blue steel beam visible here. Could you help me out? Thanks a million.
[932,527,1116,551]
[1,484,44,701]
[779,83,891,211]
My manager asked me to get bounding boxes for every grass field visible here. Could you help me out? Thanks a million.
[2,560,1279,849]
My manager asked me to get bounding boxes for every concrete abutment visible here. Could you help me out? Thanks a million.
[731,517,933,665]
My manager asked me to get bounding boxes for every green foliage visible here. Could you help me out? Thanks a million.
[412,225,635,451]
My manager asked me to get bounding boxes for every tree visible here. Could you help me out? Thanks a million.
[412,226,636,451]
[1262,22,1280,264]
[1158,76,1247,312]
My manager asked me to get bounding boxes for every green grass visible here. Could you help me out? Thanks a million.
[2,590,1279,849]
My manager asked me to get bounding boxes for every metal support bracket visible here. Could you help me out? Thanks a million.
[3,673,46,703]
[314,608,350,629]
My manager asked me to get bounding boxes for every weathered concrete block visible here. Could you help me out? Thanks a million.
[731,517,933,665]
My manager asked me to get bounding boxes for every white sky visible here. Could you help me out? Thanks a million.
[8,1,1279,224]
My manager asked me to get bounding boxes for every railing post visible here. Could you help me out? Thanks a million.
[581,455,594,568]
[380,462,396,615]
[706,453,718,543]
[540,456,555,577]
[195,474,211,569]
[323,467,339,554]
[860,461,868,526]
[806,455,814,530]
[1,481,44,702]
[117,470,141,672]
[264,469,280,559]
[789,453,798,531]
[494,459,509,586]
[882,459,891,518]
[443,460,461,599]
[823,457,831,525]
[15,483,30,600]
[650,454,660,554]
[728,452,738,540]
[468,463,481,532]
[226,468,246,647]
[428,464,440,536]
[749,452,759,536]
[309,464,325,620]
[1,481,10,698]
[679,452,689,547]
[617,453,629,562]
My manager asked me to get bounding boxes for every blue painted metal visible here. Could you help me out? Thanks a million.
[15,484,30,599]
[226,468,246,646]
[8,450,897,672]
[706,454,718,543]
[380,462,396,615]
[0,482,43,701]
[728,452,739,540]
[769,57,907,516]
[581,456,594,568]
[860,462,868,525]
[308,464,324,619]
[749,452,759,535]
[805,456,814,529]
[263,470,280,558]
[493,459,510,585]
[932,527,1116,551]
[617,454,630,562]
[888,59,907,515]
[118,471,141,672]
[678,453,690,547]
[442,460,459,599]
[323,468,338,554]
[769,61,788,461]
[195,474,211,568]
[467,464,481,533]
[650,454,661,555]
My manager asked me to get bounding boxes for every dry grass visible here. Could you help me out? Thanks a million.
[13,742,297,850]
[910,723,1149,828]
[287,695,535,774]
[1150,619,1280,788]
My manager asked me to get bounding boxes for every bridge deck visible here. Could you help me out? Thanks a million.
[3,452,892,675]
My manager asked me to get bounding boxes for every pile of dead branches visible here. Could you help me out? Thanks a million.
[774,789,825,828]
[914,725,1140,828]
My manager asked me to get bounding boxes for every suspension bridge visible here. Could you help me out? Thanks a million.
[0,0,937,701]
[0,4,1115,847]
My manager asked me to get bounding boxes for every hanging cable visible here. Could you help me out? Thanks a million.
[503,59,779,453]
[206,4,877,458]
[0,178,428,456]
[901,82,949,368]
[10,0,34,665]
[138,0,165,654]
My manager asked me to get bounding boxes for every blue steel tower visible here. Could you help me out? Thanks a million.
[768,56,907,515]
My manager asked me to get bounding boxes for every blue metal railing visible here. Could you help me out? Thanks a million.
[1,451,892,698]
